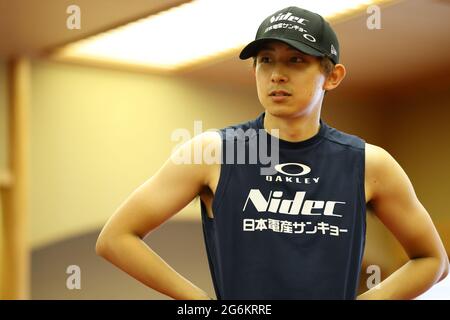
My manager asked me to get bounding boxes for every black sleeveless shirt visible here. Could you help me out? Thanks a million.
[200,112,366,300]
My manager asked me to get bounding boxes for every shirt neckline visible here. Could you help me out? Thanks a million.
[254,112,328,150]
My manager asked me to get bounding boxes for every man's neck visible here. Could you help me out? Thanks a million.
[263,111,321,143]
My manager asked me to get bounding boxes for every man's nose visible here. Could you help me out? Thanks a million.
[271,66,288,83]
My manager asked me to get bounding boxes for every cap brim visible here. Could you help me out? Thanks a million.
[239,37,324,60]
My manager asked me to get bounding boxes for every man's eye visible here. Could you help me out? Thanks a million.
[259,57,270,63]
[291,57,304,63]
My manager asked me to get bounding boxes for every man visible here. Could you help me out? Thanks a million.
[95,6,448,300]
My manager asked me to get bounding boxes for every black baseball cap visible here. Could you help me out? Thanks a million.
[239,6,340,64]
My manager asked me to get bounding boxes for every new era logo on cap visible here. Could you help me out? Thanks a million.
[331,44,337,56]
[239,6,340,65]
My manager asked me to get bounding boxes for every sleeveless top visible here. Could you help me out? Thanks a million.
[200,112,366,300]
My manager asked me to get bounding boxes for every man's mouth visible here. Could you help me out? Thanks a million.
[269,90,291,96]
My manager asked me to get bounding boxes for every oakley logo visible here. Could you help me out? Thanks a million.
[274,163,311,176]
[270,12,309,26]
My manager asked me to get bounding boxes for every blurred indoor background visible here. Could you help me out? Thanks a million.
[0,0,449,299]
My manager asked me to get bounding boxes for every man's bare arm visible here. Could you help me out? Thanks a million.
[95,131,221,300]
[358,144,449,300]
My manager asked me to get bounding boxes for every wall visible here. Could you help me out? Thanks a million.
[325,81,450,292]
[32,221,213,299]
[29,60,260,249]
[375,82,450,266]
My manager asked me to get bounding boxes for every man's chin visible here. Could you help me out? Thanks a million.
[264,104,300,117]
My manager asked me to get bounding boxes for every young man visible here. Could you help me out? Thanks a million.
[95,7,448,300]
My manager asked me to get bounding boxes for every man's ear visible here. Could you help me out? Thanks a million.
[323,64,346,91]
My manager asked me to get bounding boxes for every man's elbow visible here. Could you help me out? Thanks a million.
[95,233,112,258]
[95,230,137,258]
[430,248,450,283]
[439,254,449,282]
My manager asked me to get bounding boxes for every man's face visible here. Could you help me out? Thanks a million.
[254,41,327,118]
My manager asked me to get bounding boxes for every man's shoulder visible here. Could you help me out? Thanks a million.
[365,143,392,164]
[365,143,400,178]
[322,123,365,150]
[364,143,395,202]
[192,131,222,153]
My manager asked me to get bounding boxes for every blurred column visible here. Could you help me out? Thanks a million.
[0,57,30,299]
